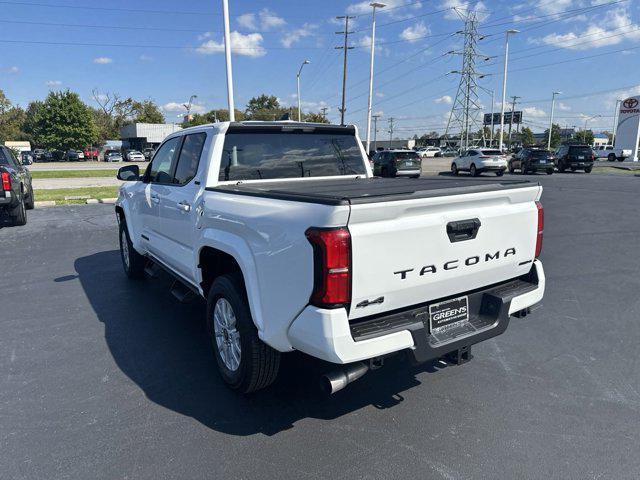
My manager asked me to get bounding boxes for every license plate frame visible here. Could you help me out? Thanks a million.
[429,296,469,334]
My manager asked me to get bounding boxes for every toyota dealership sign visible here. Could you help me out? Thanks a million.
[617,95,640,161]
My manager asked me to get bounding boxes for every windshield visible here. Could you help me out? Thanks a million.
[392,152,420,159]
[219,131,366,181]
[481,150,503,155]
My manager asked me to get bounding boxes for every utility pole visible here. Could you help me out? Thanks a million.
[221,0,235,121]
[443,10,488,153]
[335,16,355,126]
[499,29,519,151]
[372,114,380,151]
[547,91,561,150]
[388,117,395,148]
[320,107,328,122]
[507,95,520,148]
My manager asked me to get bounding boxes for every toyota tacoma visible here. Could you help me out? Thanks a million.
[115,121,545,394]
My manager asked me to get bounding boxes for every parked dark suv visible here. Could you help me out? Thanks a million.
[509,148,555,175]
[371,149,421,178]
[554,144,594,173]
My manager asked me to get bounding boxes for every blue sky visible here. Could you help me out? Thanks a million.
[0,0,639,137]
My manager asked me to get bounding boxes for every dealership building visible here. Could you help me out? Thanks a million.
[120,123,182,151]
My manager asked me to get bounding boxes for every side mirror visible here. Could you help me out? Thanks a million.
[117,165,140,181]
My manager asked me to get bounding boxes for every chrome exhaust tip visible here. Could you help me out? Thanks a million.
[320,362,370,395]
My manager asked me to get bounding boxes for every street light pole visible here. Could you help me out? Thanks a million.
[583,115,601,144]
[372,114,380,152]
[499,29,518,152]
[612,99,621,145]
[365,2,386,155]
[296,60,310,122]
[221,0,235,121]
[547,91,561,150]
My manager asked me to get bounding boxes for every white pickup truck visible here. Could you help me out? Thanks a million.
[593,145,632,162]
[115,121,545,394]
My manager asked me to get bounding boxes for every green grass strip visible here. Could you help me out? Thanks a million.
[30,169,118,179]
[34,186,119,204]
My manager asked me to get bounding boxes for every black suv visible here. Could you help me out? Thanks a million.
[554,144,594,173]
[509,148,555,175]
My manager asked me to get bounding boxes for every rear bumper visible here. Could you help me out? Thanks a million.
[395,169,421,177]
[478,165,507,172]
[287,260,545,364]
[528,164,554,170]
[0,190,15,207]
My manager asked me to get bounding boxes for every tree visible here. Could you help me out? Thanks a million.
[581,129,594,145]
[303,112,329,123]
[182,109,245,128]
[543,123,562,149]
[31,90,97,151]
[520,126,535,146]
[0,90,28,142]
[245,94,289,120]
[133,99,164,124]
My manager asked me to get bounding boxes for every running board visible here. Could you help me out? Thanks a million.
[170,280,197,304]
[144,255,201,303]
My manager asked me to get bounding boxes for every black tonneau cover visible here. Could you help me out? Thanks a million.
[208,176,535,206]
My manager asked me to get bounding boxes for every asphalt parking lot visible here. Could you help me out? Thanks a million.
[2,172,640,479]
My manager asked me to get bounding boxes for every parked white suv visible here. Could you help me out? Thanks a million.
[115,121,545,394]
[417,146,441,158]
[451,149,508,177]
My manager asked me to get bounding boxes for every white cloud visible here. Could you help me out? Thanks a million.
[162,102,206,114]
[435,95,453,104]
[7,66,19,74]
[139,54,153,62]
[281,23,317,48]
[196,31,266,57]
[376,92,385,98]
[93,57,113,64]
[45,80,62,87]
[523,106,547,118]
[537,7,640,50]
[400,22,430,42]
[237,13,257,30]
[237,8,285,31]
[558,102,571,111]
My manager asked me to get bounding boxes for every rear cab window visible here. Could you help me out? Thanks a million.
[569,146,592,156]
[218,127,366,182]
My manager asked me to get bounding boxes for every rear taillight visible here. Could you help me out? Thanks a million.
[535,201,544,258]
[305,227,351,308]
[1,172,10,191]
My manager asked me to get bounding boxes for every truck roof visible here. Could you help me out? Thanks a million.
[179,120,355,134]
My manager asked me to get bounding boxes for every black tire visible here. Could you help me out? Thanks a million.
[558,160,566,173]
[410,174,420,179]
[25,184,35,210]
[451,163,458,176]
[570,166,577,172]
[9,193,27,226]
[207,273,280,393]
[520,164,527,175]
[496,170,504,177]
[608,153,616,162]
[618,157,625,162]
[119,217,146,279]
[381,167,388,177]
[546,169,553,175]
[508,162,515,174]
[584,166,592,173]
[470,164,478,177]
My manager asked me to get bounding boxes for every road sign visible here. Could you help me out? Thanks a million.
[617,96,640,161]
[484,111,522,125]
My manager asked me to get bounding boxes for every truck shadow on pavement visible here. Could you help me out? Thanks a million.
[75,250,450,436]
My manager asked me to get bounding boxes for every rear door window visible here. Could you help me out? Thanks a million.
[569,146,592,156]
[173,133,206,185]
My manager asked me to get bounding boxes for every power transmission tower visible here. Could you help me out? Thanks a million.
[372,114,381,151]
[320,107,328,121]
[335,16,355,126]
[507,95,521,148]
[443,9,487,152]
[388,117,395,148]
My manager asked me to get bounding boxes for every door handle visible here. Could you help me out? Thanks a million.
[447,218,481,242]
[150,194,160,204]
[177,201,191,212]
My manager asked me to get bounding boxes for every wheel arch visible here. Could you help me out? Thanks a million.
[196,233,265,333]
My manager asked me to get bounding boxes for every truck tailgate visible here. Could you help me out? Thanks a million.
[347,184,542,320]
